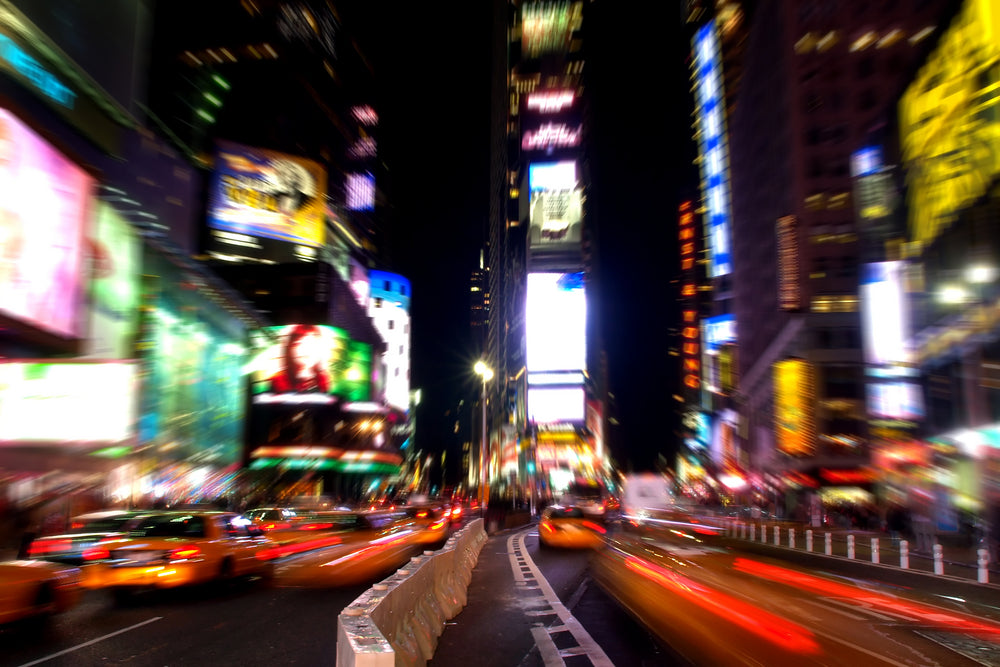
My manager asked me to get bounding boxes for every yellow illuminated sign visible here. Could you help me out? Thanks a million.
[774,359,816,456]
[899,0,1000,246]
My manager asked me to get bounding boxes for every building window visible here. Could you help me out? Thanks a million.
[811,295,859,312]
[374,297,383,308]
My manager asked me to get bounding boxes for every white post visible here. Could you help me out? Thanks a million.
[750,524,755,541]
[774,525,781,546]
[847,534,855,559]
[933,544,944,575]
[806,529,813,552]
[761,524,767,543]
[871,537,879,564]
[789,528,795,549]
[978,549,990,584]
[900,540,909,569]
[825,532,832,556]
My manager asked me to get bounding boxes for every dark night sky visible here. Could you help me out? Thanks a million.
[359,3,699,474]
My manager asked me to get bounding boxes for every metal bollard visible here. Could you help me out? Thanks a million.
[774,526,781,546]
[900,540,909,569]
[933,544,943,575]
[978,549,990,584]
[789,528,795,549]
[847,534,855,560]
[806,529,813,552]
[825,532,832,556]
[871,537,879,564]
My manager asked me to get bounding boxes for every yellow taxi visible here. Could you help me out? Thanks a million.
[274,510,425,587]
[537,505,607,549]
[403,502,452,546]
[85,511,275,596]
[0,559,82,626]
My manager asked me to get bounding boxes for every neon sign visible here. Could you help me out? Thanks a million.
[522,123,582,151]
[526,90,574,113]
[0,34,75,108]
[693,21,733,278]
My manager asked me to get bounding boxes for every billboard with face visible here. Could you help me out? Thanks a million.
[0,108,93,340]
[84,201,141,358]
[207,140,326,260]
[249,324,372,403]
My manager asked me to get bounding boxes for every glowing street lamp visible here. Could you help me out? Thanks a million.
[474,361,494,510]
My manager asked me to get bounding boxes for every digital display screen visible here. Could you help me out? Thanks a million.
[528,161,577,192]
[867,382,924,421]
[207,140,326,250]
[85,201,141,358]
[529,189,582,248]
[0,361,137,444]
[528,386,585,423]
[526,272,586,373]
[0,107,93,339]
[861,262,910,366]
[249,324,372,403]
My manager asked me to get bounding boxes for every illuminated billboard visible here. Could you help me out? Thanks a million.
[207,140,326,251]
[521,2,581,58]
[900,0,1000,246]
[0,361,137,444]
[860,262,910,367]
[368,271,411,412]
[704,314,736,352]
[867,382,924,421]
[777,216,800,311]
[692,21,733,278]
[528,386,585,424]
[249,324,372,404]
[525,89,575,114]
[528,161,577,192]
[85,201,141,358]
[529,189,582,248]
[0,107,93,339]
[774,359,816,456]
[346,172,375,211]
[526,272,586,373]
[522,123,582,152]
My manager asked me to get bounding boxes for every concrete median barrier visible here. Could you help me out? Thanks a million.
[337,519,488,667]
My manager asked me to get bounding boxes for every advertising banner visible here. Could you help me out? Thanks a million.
[249,324,372,404]
[207,140,326,254]
[84,201,141,358]
[0,361,137,444]
[774,359,816,456]
[526,272,586,373]
[0,107,93,340]
[529,189,582,248]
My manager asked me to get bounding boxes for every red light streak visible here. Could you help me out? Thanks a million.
[732,558,1000,636]
[625,556,820,654]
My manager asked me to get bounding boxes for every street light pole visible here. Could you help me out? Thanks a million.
[474,361,493,512]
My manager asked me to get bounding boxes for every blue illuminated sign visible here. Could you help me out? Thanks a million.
[693,22,732,278]
[704,314,736,351]
[851,146,882,178]
[0,34,75,109]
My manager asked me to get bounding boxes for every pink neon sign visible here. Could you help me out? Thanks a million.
[526,90,574,113]
[522,123,582,151]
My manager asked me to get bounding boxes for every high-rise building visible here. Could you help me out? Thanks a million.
[486,0,605,500]
[470,245,490,354]
[720,0,951,496]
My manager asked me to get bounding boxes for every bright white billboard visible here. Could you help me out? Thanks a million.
[526,272,586,373]
[861,262,910,366]
[528,386,585,423]
[529,189,582,247]
[528,161,577,192]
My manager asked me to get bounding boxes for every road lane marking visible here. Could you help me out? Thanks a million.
[17,616,163,667]
[509,530,614,667]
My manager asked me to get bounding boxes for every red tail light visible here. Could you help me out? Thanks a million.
[28,539,72,556]
[540,520,555,533]
[168,546,202,560]
[582,520,607,534]
[415,510,428,519]
[83,546,110,561]
[71,521,85,530]
[430,517,447,531]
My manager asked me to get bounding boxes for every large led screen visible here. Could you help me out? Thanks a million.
[774,359,816,456]
[85,201,141,358]
[900,0,1000,245]
[250,324,372,403]
[693,21,733,278]
[529,189,582,247]
[867,382,924,421]
[526,272,586,373]
[861,262,910,367]
[528,161,577,192]
[207,140,326,249]
[0,108,93,339]
[528,386,585,424]
[0,361,137,444]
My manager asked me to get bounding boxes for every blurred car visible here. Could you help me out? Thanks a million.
[85,511,275,596]
[403,499,452,546]
[537,505,607,549]
[241,507,301,533]
[561,481,614,523]
[273,510,426,587]
[0,559,82,626]
[27,509,151,565]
